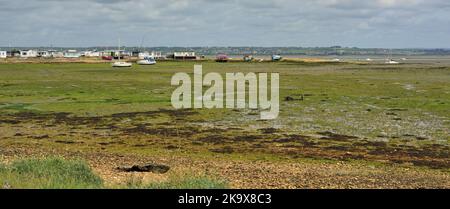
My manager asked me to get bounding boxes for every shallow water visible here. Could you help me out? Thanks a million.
[205,55,450,64]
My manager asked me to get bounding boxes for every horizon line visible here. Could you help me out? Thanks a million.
[1,46,450,50]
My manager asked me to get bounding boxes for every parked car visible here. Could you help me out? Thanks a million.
[102,56,113,61]
[216,54,229,62]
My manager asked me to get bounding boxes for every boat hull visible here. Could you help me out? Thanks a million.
[112,62,132,67]
[137,60,156,65]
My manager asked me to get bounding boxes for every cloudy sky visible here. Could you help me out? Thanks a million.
[0,0,449,48]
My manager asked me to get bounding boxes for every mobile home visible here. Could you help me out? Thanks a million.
[151,51,163,59]
[138,51,163,59]
[172,52,196,60]
[19,50,38,58]
[64,50,81,58]
[138,52,150,59]
[38,51,51,58]
[48,50,63,58]
[0,51,6,58]
[84,51,101,57]
[7,50,20,57]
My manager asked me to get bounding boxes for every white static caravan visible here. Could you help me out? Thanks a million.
[139,51,163,59]
[100,51,113,57]
[113,50,128,57]
[0,51,6,58]
[38,51,51,58]
[84,51,101,57]
[20,50,38,58]
[138,52,150,59]
[48,50,64,58]
[173,52,196,60]
[151,51,163,59]
[64,50,81,58]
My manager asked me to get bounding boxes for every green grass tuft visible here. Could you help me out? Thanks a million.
[145,176,228,189]
[0,157,103,189]
[0,157,228,189]
[123,174,228,189]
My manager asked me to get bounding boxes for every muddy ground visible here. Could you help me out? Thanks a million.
[0,62,449,188]
[1,109,448,188]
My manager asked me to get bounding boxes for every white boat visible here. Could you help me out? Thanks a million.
[385,59,399,64]
[272,55,282,61]
[384,50,399,64]
[137,57,156,65]
[112,61,132,67]
[112,38,132,68]
[366,58,373,61]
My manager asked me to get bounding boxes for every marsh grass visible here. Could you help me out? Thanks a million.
[145,176,228,189]
[0,157,228,189]
[0,157,103,189]
[123,173,228,189]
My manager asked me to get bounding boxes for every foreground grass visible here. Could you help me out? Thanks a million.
[124,174,228,189]
[146,177,227,189]
[0,157,103,189]
[0,157,227,189]
[0,62,448,188]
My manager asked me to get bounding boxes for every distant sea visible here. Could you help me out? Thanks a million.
[205,55,450,64]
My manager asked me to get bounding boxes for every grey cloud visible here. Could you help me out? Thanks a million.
[0,0,448,48]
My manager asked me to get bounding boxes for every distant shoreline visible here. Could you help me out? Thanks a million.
[1,55,450,65]
[1,47,450,56]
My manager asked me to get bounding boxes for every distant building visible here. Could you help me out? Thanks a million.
[138,51,163,59]
[132,51,140,57]
[100,50,114,57]
[84,51,101,57]
[0,51,6,58]
[7,50,20,57]
[106,51,116,57]
[171,52,196,60]
[64,50,81,58]
[121,51,132,57]
[113,50,126,59]
[48,50,63,58]
[38,51,51,58]
[19,50,38,58]
[138,52,150,59]
[151,51,163,59]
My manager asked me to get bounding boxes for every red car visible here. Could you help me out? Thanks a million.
[102,56,113,60]
[216,54,228,62]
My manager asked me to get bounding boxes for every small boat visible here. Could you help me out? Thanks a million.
[112,61,132,67]
[272,55,282,61]
[385,59,399,64]
[112,38,132,68]
[243,55,254,62]
[137,56,156,65]
[331,58,340,62]
[384,50,399,64]
[366,58,373,61]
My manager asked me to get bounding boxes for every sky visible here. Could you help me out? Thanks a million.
[0,0,449,48]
